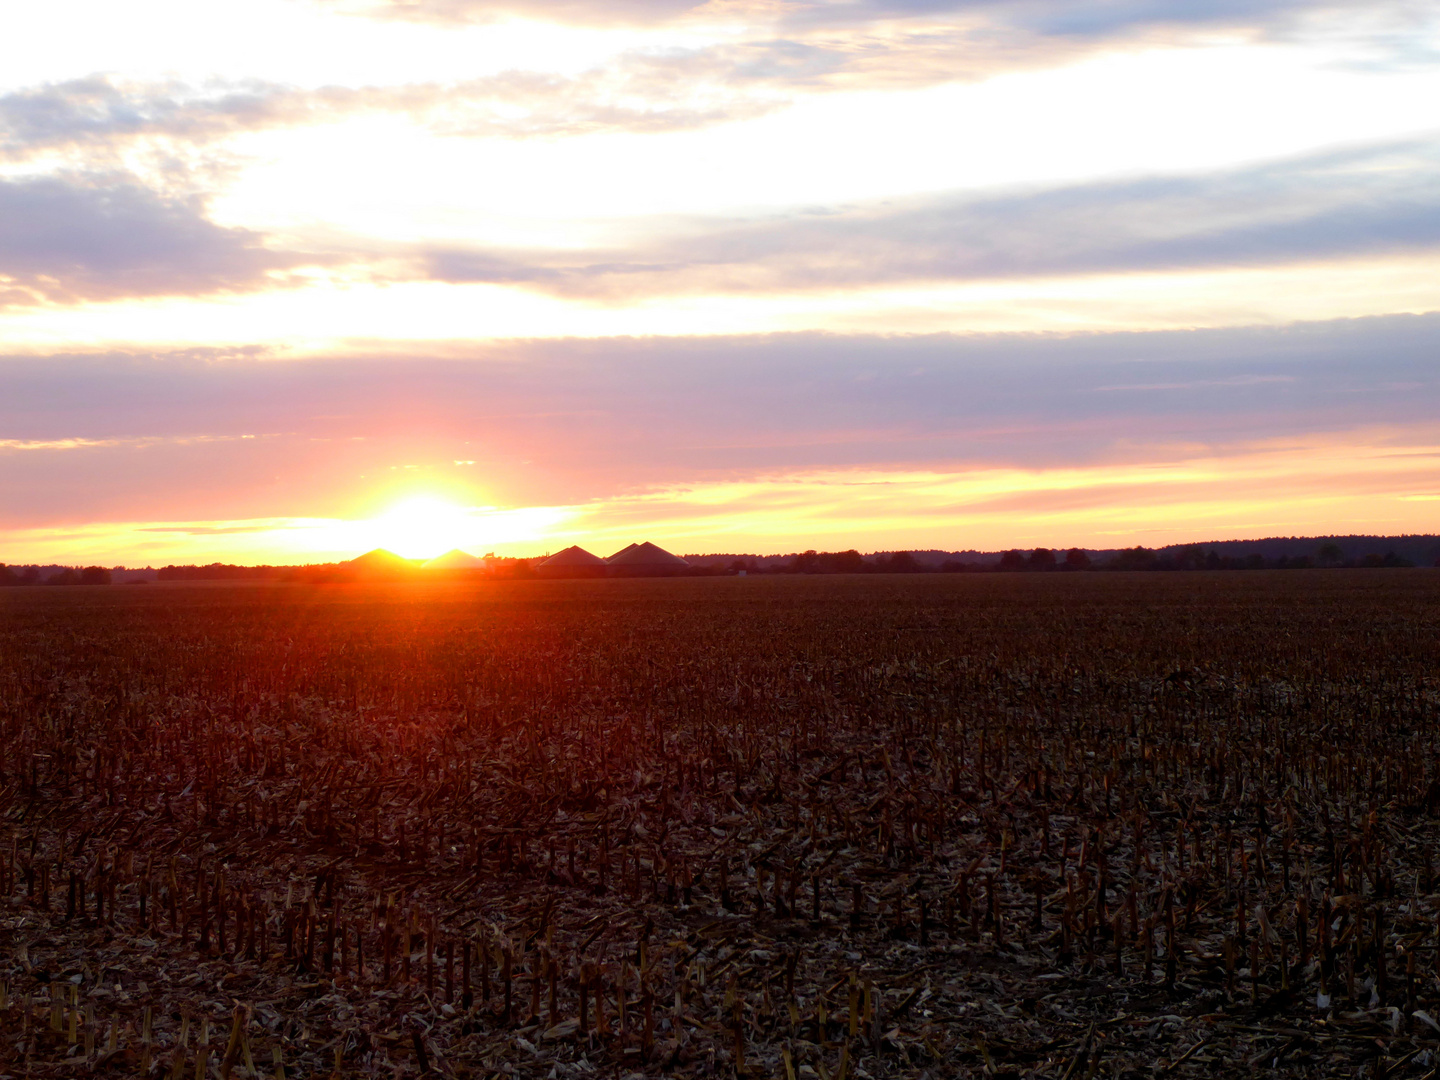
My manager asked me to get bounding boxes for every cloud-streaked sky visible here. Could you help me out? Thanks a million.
[2,0,1437,563]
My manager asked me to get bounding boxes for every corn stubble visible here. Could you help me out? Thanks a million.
[1,571,1439,1077]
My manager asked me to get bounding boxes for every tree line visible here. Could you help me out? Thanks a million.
[739,542,1425,574]
[0,565,111,586]
[2,542,1430,586]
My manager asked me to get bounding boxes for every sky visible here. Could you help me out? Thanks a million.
[2,0,1439,564]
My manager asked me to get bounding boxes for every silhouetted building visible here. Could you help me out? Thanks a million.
[606,541,690,577]
[535,545,608,578]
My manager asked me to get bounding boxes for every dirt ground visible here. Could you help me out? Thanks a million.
[3,571,1440,1077]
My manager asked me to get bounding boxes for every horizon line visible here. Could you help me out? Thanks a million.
[5,530,1439,570]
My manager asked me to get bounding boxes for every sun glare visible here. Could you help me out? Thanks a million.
[368,495,474,560]
[339,495,575,561]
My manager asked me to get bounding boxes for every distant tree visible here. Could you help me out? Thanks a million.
[0,564,18,587]
[790,550,820,574]
[998,549,1027,571]
[157,562,278,581]
[1063,548,1091,571]
[1112,546,1157,571]
[1172,546,1205,571]
[44,568,79,586]
[20,566,39,585]
[1204,550,1223,571]
[79,566,111,585]
[819,549,867,574]
[1358,551,1415,567]
[1318,542,1344,567]
[1028,547,1057,571]
[882,550,920,573]
[1244,554,1267,570]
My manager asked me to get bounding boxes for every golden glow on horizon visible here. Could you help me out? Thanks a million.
[363,495,468,559]
[7,427,1439,567]
[328,496,574,560]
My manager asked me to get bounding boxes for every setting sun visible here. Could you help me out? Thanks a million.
[266,495,581,563]
[366,495,475,560]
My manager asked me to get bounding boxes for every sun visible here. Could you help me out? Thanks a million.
[368,495,474,560]
[336,494,576,561]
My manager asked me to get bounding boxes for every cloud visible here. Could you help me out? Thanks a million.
[3,312,1439,561]
[0,174,309,305]
[6,3,1427,160]
[324,0,713,27]
[781,0,1392,36]
[0,66,794,160]
[137,523,279,535]
[0,77,304,159]
[0,437,122,451]
[420,138,1440,295]
[332,0,1428,43]
[0,35,958,157]
[4,1,1432,163]
[405,62,788,137]
[2,312,1437,523]
[3,138,1435,319]
[0,434,270,451]
[13,429,1440,563]
[1094,375,1299,392]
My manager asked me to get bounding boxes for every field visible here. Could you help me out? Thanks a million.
[2,571,1440,1079]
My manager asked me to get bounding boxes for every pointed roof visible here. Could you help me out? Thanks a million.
[606,541,689,568]
[340,548,425,579]
[423,549,484,569]
[347,548,422,572]
[537,545,607,568]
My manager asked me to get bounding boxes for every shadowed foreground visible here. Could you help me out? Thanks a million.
[2,572,1439,1078]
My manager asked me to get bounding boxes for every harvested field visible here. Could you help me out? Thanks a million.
[3,571,1440,1078]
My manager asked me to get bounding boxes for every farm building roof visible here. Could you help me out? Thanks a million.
[347,548,422,572]
[537,545,607,568]
[606,541,689,568]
